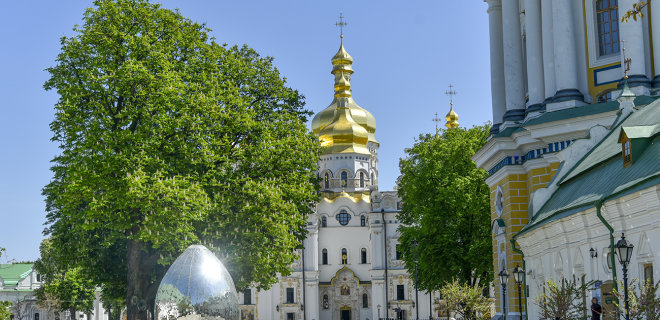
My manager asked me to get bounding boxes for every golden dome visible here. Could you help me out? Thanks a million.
[445,106,459,128]
[311,37,378,146]
[318,105,370,155]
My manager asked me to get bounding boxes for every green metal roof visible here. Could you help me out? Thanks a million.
[492,126,524,138]
[524,100,619,127]
[520,98,660,234]
[0,263,33,286]
[491,96,658,138]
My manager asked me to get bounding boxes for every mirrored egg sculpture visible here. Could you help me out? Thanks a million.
[155,245,239,320]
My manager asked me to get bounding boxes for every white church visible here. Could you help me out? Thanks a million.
[236,35,436,320]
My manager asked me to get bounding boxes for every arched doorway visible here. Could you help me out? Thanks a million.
[340,306,351,320]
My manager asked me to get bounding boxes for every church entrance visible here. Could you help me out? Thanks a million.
[340,309,351,320]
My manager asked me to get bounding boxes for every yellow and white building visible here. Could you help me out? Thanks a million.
[477,0,660,319]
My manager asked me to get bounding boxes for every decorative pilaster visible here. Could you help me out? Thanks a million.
[618,0,651,90]
[551,0,584,102]
[486,0,507,133]
[525,0,545,114]
[541,0,557,103]
[652,0,660,86]
[502,0,526,122]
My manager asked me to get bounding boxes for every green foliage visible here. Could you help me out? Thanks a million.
[609,279,660,320]
[34,239,96,315]
[0,301,12,320]
[534,277,594,320]
[42,0,320,317]
[622,1,647,22]
[438,279,492,320]
[397,125,492,290]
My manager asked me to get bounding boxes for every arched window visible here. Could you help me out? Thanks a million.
[359,172,365,187]
[341,248,348,264]
[596,0,620,56]
[321,217,327,228]
[324,172,330,189]
[340,171,348,187]
[323,294,329,309]
[336,210,351,225]
[360,215,366,227]
[362,293,369,308]
[322,249,328,265]
[361,248,367,264]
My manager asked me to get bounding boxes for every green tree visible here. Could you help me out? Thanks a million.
[34,239,96,318]
[42,0,320,318]
[0,301,12,320]
[621,1,647,22]
[610,279,660,320]
[534,277,594,320]
[438,279,492,320]
[397,125,492,290]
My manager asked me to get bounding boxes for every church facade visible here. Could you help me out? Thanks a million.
[476,0,660,319]
[237,37,435,320]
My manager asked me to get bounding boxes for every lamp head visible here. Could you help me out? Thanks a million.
[513,264,525,284]
[615,233,634,265]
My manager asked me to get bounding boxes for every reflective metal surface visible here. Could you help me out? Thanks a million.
[155,245,239,320]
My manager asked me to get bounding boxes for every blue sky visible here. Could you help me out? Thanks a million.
[0,1,492,261]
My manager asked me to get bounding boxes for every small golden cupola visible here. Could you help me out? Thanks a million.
[445,84,459,128]
[311,35,378,149]
[445,106,459,128]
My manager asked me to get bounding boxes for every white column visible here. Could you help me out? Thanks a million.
[525,0,545,113]
[652,0,660,85]
[486,0,507,130]
[305,280,319,320]
[502,0,526,121]
[552,0,584,102]
[541,0,556,101]
[619,0,651,89]
[304,226,318,269]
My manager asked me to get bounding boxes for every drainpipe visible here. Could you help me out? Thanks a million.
[595,200,619,319]
[382,208,389,320]
[510,239,528,320]
[301,243,307,320]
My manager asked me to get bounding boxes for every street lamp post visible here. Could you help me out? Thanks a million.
[412,239,419,320]
[377,304,381,320]
[513,264,525,320]
[499,268,509,320]
[615,233,634,320]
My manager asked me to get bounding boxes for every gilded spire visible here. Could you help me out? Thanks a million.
[310,14,378,151]
[445,84,459,128]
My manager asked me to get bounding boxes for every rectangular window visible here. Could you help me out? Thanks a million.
[243,288,252,305]
[286,287,295,303]
[287,313,295,320]
[644,264,654,285]
[396,285,405,300]
[596,0,620,56]
[395,244,402,260]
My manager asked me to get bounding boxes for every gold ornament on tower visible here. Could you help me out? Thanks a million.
[445,84,459,128]
[311,14,377,155]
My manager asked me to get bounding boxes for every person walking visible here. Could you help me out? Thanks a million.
[591,297,602,320]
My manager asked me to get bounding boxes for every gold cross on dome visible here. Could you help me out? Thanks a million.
[621,40,632,79]
[336,13,348,37]
[432,112,442,135]
[445,84,457,106]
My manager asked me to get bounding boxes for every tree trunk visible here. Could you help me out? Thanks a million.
[69,306,76,320]
[126,239,149,320]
